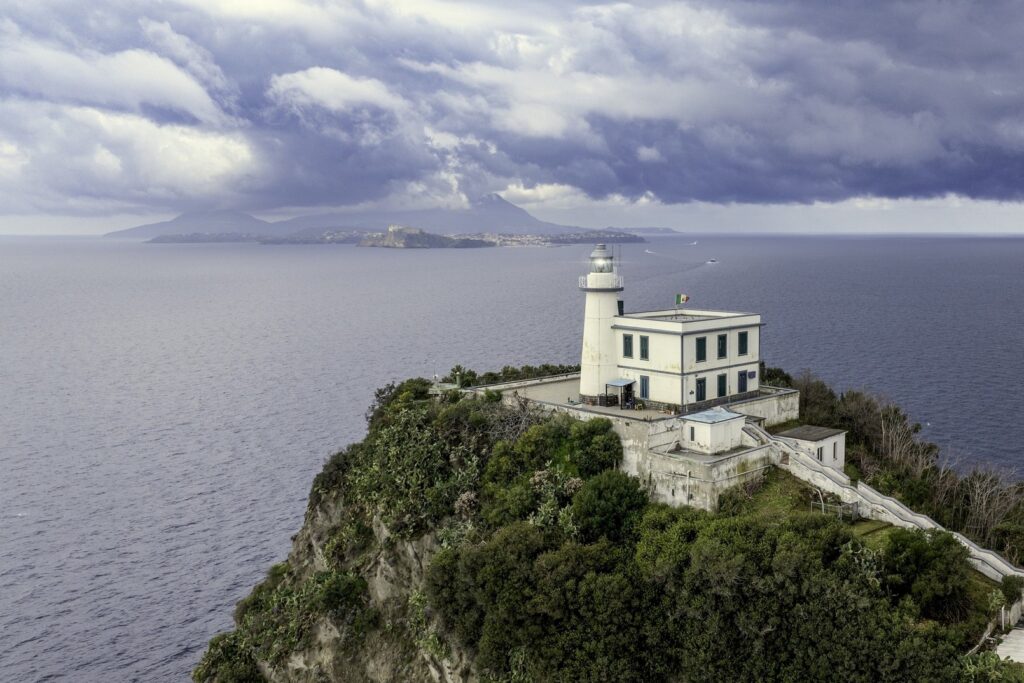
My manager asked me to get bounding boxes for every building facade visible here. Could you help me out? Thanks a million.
[579,244,762,412]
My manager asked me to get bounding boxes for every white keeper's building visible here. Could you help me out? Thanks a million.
[579,244,762,413]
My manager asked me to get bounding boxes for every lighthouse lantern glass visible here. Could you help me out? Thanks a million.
[590,244,614,273]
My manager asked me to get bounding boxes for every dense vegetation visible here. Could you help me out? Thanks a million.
[442,363,580,388]
[762,364,1024,565]
[196,367,1024,682]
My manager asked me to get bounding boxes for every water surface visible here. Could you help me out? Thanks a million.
[1,235,1022,680]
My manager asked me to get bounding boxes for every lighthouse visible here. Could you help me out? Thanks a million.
[579,244,624,404]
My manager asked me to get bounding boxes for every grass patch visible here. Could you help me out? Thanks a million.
[850,520,894,549]
[718,468,814,517]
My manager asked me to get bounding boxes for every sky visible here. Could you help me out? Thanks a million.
[2,0,1024,234]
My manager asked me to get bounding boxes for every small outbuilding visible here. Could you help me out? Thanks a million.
[777,425,846,471]
[679,407,746,455]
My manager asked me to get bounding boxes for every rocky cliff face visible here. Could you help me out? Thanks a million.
[223,486,478,683]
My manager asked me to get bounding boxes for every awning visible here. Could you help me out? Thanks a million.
[605,378,635,387]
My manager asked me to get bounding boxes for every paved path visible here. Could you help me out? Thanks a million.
[997,627,1024,662]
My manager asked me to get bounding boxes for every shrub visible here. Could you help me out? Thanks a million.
[572,471,648,544]
[567,418,623,478]
[1002,575,1024,605]
[881,528,972,622]
[192,631,261,682]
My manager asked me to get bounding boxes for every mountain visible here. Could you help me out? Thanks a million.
[105,210,275,239]
[106,195,581,239]
[274,194,580,235]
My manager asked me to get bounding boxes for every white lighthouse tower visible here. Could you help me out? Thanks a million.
[579,244,623,404]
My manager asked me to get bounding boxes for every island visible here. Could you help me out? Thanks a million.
[146,225,646,248]
[149,232,266,244]
[357,226,495,249]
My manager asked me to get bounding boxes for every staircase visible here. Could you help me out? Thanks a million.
[743,423,1024,582]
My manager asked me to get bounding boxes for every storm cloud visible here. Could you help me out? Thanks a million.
[2,0,1023,217]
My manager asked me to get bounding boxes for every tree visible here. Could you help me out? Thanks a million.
[881,528,972,622]
[572,471,648,544]
[568,418,623,477]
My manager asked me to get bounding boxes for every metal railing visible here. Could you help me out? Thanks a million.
[578,275,623,289]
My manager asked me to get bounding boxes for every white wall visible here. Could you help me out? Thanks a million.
[615,329,681,406]
[612,322,763,407]
[728,388,800,426]
[680,417,745,454]
[683,363,760,406]
[580,283,621,397]
[682,325,760,374]
[789,433,845,472]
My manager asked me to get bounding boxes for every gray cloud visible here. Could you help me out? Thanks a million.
[2,0,1024,218]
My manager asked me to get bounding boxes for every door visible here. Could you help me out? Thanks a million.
[696,378,706,402]
[738,371,748,393]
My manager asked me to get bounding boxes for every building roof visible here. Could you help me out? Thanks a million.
[621,308,756,323]
[777,425,846,442]
[684,407,745,424]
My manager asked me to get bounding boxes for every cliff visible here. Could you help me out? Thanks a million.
[195,374,1024,683]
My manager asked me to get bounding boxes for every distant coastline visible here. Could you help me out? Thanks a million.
[149,225,645,248]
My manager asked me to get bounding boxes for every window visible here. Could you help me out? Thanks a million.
[695,336,707,362]
[717,373,727,398]
[696,378,706,401]
[738,331,748,356]
[689,426,695,441]
[833,442,837,460]
[639,375,650,399]
[816,446,824,462]
[623,334,633,358]
[617,300,624,315]
[639,335,649,360]
[717,334,727,359]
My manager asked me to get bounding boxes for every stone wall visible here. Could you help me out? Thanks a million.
[635,444,773,511]
[728,386,799,426]
[747,424,1024,583]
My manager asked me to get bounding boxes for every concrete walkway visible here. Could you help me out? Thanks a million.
[507,377,672,421]
[997,626,1024,662]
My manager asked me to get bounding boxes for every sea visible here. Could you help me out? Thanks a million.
[1,234,1023,681]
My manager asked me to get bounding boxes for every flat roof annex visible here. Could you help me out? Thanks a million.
[777,425,846,442]
[684,407,746,424]
[622,307,756,323]
[611,308,762,334]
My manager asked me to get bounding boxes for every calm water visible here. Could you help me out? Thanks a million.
[1,235,1022,681]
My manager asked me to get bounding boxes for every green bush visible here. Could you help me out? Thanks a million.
[1002,575,1024,605]
[881,528,972,622]
[571,470,647,544]
[192,631,261,682]
[350,404,478,537]
[196,569,374,681]
[567,418,622,478]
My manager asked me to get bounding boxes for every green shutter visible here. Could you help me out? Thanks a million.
[639,335,649,360]
[718,374,727,397]
[623,334,633,358]
[696,337,706,362]
[739,331,748,355]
